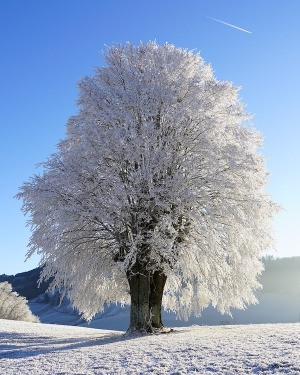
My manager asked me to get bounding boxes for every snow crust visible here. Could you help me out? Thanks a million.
[1,319,300,374]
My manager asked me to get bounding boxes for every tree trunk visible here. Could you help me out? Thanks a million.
[150,270,167,329]
[127,261,152,333]
[126,262,167,334]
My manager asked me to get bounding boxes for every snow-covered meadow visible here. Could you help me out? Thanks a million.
[1,320,300,374]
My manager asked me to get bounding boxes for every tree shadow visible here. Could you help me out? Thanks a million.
[0,330,135,359]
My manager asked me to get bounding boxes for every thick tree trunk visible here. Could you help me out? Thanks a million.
[150,271,167,329]
[126,262,167,334]
[127,262,152,333]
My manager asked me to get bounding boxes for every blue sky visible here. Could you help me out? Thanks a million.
[0,0,299,275]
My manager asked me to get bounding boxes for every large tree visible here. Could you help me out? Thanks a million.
[17,42,277,333]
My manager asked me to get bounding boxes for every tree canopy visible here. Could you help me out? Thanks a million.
[17,42,277,330]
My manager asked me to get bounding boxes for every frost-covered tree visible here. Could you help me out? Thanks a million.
[0,282,39,323]
[17,42,277,333]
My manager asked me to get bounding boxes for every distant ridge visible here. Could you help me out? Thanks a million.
[0,266,49,300]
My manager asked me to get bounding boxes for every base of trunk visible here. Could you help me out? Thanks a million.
[125,326,174,336]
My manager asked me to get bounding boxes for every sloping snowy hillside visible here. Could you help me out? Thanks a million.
[0,319,300,374]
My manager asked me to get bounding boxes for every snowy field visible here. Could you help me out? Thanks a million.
[1,320,300,374]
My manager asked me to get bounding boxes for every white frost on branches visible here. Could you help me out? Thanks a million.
[17,42,278,321]
[0,282,39,323]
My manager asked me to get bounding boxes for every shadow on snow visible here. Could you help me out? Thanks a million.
[0,330,133,359]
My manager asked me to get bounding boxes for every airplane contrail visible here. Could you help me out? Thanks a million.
[205,16,252,34]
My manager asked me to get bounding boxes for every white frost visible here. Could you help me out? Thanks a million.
[17,42,278,322]
[0,319,299,374]
[0,282,39,323]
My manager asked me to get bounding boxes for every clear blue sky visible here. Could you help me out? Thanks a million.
[1,0,299,275]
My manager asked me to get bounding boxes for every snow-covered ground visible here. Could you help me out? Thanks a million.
[1,320,300,374]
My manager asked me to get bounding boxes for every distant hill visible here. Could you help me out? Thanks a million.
[1,256,300,330]
[260,256,300,295]
[0,267,49,300]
